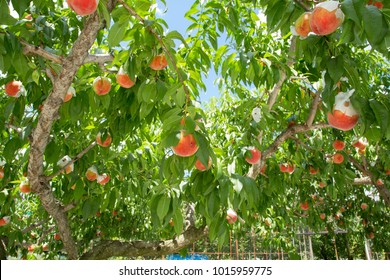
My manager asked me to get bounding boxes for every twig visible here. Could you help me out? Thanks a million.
[45,68,56,84]
[5,123,23,134]
[21,219,49,234]
[247,123,331,179]
[267,37,296,108]
[306,90,322,127]
[37,225,56,244]
[293,0,311,11]
[21,40,64,64]
[46,141,97,181]
[348,155,390,206]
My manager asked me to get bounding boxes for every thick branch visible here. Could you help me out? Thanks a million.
[80,226,207,260]
[349,156,390,207]
[353,177,373,186]
[27,12,103,260]
[21,41,64,64]
[84,54,114,64]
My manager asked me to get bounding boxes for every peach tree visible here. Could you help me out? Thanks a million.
[0,0,389,259]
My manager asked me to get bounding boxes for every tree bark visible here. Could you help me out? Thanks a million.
[27,5,112,259]
[80,226,207,260]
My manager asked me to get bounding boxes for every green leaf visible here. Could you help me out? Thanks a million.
[0,0,17,25]
[173,208,183,235]
[341,0,362,27]
[327,56,344,83]
[157,195,171,222]
[369,99,389,138]
[82,198,100,220]
[138,80,157,103]
[362,6,388,46]
[107,21,127,47]
[166,30,188,47]
[11,0,29,17]
[3,138,21,162]
[174,86,186,107]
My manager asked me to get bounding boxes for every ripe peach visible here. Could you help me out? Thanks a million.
[0,167,4,179]
[361,203,368,210]
[386,169,390,176]
[86,166,98,181]
[5,80,23,97]
[260,163,267,175]
[376,179,384,186]
[96,132,112,147]
[287,164,295,174]
[97,173,110,185]
[279,164,288,173]
[54,233,61,241]
[352,137,368,150]
[28,244,36,252]
[93,76,111,95]
[116,67,135,88]
[368,232,375,239]
[300,201,309,211]
[292,12,312,38]
[245,147,261,165]
[332,153,344,164]
[42,243,49,252]
[64,86,75,102]
[368,1,384,9]
[280,163,295,174]
[149,54,168,70]
[195,158,212,171]
[319,213,326,220]
[319,181,327,188]
[310,1,345,36]
[19,180,31,193]
[309,165,319,175]
[171,131,199,157]
[358,147,366,155]
[57,155,74,174]
[67,0,98,16]
[226,209,237,224]
[332,139,345,151]
[0,216,10,226]
[327,90,359,131]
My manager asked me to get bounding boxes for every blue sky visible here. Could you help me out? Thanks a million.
[156,0,220,103]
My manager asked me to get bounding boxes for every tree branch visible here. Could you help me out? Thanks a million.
[80,226,207,260]
[5,123,23,134]
[267,37,296,108]
[247,123,331,179]
[306,90,321,127]
[293,0,311,11]
[27,11,103,260]
[84,54,114,65]
[348,156,390,207]
[46,141,97,181]
[21,40,64,64]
